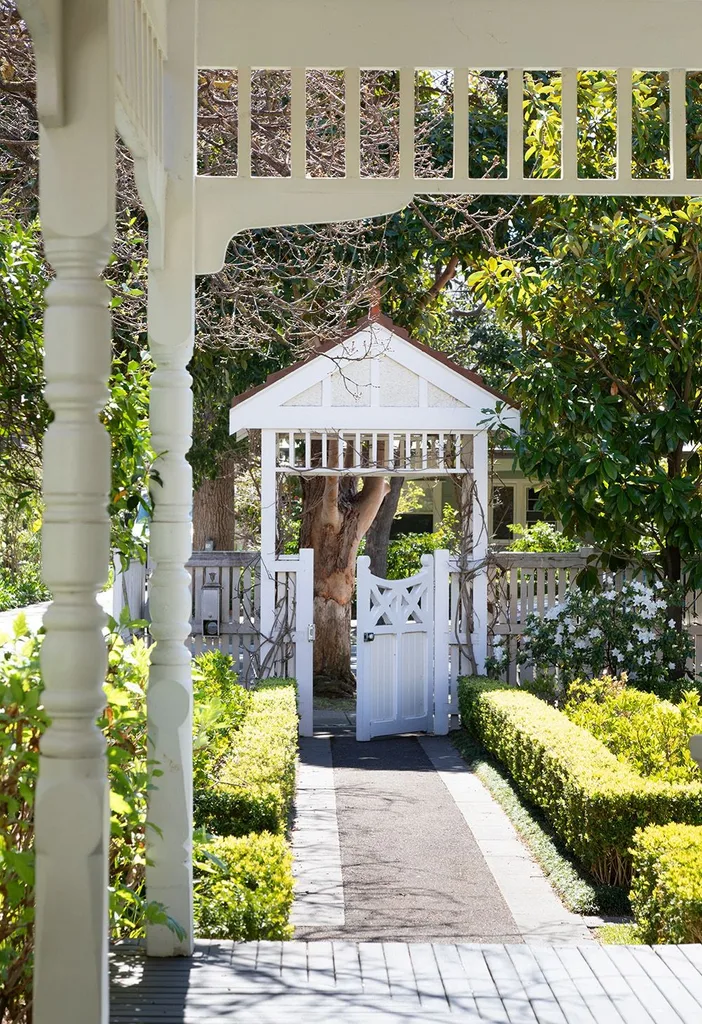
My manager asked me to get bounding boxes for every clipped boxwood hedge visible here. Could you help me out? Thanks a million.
[458,677,702,886]
[194,831,294,940]
[193,679,298,837]
[631,823,702,944]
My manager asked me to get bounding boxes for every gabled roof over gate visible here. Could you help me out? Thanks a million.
[229,313,520,437]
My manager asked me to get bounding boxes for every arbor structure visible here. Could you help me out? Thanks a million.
[229,311,519,688]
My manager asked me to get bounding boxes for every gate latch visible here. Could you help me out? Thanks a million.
[307,624,316,642]
[363,631,376,642]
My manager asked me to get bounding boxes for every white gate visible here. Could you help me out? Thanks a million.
[356,553,436,741]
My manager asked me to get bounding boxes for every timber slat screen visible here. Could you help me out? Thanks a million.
[199,67,701,195]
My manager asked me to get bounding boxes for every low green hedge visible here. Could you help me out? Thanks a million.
[194,832,294,940]
[631,824,702,944]
[458,677,702,886]
[193,680,298,837]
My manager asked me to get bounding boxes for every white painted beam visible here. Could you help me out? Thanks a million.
[198,0,702,72]
[231,407,520,433]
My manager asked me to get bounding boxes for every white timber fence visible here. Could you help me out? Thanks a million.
[113,548,314,735]
[184,549,314,735]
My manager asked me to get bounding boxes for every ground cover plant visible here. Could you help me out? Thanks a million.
[458,676,702,886]
[518,579,693,699]
[452,730,629,916]
[564,674,702,784]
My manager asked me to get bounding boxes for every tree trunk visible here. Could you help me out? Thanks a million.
[364,475,404,577]
[192,457,236,550]
[300,472,388,694]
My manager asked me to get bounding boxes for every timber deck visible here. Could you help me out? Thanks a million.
[110,939,702,1023]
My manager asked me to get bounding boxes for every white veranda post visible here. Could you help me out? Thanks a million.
[259,429,277,667]
[145,0,197,957]
[30,1,114,1021]
[472,431,489,674]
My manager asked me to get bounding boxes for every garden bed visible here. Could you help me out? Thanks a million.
[191,670,298,941]
[458,676,702,886]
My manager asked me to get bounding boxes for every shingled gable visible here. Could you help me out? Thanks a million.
[229,313,519,438]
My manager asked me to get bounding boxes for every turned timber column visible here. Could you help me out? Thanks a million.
[145,0,197,956]
[32,1,114,1022]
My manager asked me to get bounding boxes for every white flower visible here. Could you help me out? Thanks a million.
[588,628,602,639]
[668,662,677,670]
[668,619,676,629]
[611,648,622,660]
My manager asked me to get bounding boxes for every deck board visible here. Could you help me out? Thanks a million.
[110,941,702,1023]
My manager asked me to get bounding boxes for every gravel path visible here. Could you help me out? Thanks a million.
[326,734,522,943]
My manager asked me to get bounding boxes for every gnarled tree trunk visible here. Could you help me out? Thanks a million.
[364,475,404,577]
[192,456,236,550]
[300,472,388,694]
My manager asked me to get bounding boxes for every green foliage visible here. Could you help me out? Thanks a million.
[103,352,158,563]
[193,681,298,837]
[194,832,294,940]
[0,618,45,1024]
[631,823,702,944]
[565,676,702,783]
[458,676,702,886]
[0,561,49,612]
[385,506,458,579]
[452,730,629,916]
[0,213,48,494]
[0,620,182,1023]
[507,522,580,553]
[192,651,252,790]
[471,196,702,589]
[520,578,693,698]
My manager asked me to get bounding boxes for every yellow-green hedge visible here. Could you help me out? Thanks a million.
[194,832,294,940]
[193,680,298,837]
[631,824,702,944]
[458,677,702,886]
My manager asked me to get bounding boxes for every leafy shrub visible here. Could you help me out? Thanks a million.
[458,676,702,885]
[0,619,181,1023]
[565,675,702,783]
[0,619,45,1024]
[192,650,251,789]
[194,832,294,940]
[0,562,50,613]
[385,506,458,579]
[519,578,693,698]
[507,521,580,553]
[631,823,702,944]
[193,680,298,837]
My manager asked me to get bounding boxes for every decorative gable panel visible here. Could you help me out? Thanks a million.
[428,383,466,409]
[379,357,419,407]
[283,382,323,407]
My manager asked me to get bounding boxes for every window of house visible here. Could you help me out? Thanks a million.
[526,487,555,526]
[492,485,515,540]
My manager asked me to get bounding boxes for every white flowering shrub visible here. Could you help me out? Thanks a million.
[519,579,695,698]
